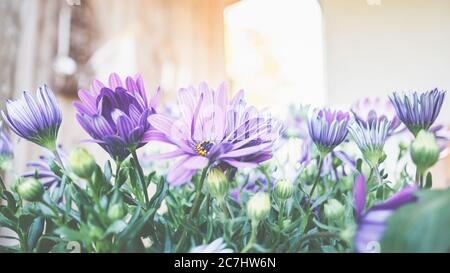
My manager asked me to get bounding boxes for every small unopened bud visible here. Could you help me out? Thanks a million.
[17,178,44,202]
[324,199,345,222]
[89,226,104,240]
[107,203,126,220]
[411,130,439,173]
[274,179,294,201]
[70,148,96,179]
[247,192,271,222]
[205,168,229,201]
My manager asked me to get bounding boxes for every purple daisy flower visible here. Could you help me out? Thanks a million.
[308,109,350,155]
[389,88,446,137]
[2,85,62,150]
[147,82,283,185]
[349,113,391,167]
[351,97,403,136]
[74,73,162,161]
[354,174,418,253]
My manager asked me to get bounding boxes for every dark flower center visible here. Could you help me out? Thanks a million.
[195,141,214,157]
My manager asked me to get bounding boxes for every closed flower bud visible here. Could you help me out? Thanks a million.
[247,192,271,222]
[274,179,294,201]
[17,178,44,202]
[324,199,345,221]
[205,168,229,201]
[107,203,126,220]
[410,130,439,173]
[89,226,104,240]
[70,148,96,179]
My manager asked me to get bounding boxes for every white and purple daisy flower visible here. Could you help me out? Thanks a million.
[349,113,391,167]
[351,97,403,136]
[147,82,283,185]
[308,109,350,155]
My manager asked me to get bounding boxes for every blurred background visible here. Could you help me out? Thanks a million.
[1,0,450,186]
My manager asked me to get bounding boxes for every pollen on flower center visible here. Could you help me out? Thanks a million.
[195,141,214,157]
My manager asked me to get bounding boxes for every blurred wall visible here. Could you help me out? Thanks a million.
[321,0,450,125]
[321,0,450,187]
[1,0,235,177]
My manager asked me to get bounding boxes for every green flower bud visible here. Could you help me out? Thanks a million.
[70,148,96,179]
[205,168,229,201]
[339,226,355,244]
[17,178,44,202]
[89,226,104,240]
[107,203,126,220]
[274,179,294,201]
[247,192,271,222]
[410,130,439,173]
[324,198,345,222]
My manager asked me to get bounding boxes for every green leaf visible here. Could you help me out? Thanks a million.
[381,188,450,252]
[356,158,363,173]
[104,220,127,236]
[3,191,17,213]
[149,177,168,211]
[27,217,45,251]
[36,236,60,253]
[19,214,35,233]
[55,227,88,242]
[104,160,113,183]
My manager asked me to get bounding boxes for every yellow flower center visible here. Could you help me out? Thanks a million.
[195,141,214,157]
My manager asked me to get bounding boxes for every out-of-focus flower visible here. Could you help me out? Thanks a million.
[429,125,450,158]
[308,109,350,155]
[389,89,446,137]
[354,185,418,253]
[2,85,62,150]
[349,114,391,167]
[22,146,68,189]
[75,73,162,161]
[230,171,274,204]
[148,82,283,185]
[283,104,310,139]
[190,238,233,253]
[352,97,402,136]
[0,125,13,170]
[247,192,271,222]
[410,130,439,174]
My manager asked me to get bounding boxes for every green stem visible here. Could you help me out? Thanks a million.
[373,164,382,184]
[309,156,324,198]
[114,160,122,186]
[415,168,423,188]
[278,201,286,230]
[242,221,259,253]
[131,150,149,207]
[190,168,209,218]
[41,199,64,226]
[175,167,209,252]
[53,148,66,171]
[218,199,231,219]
